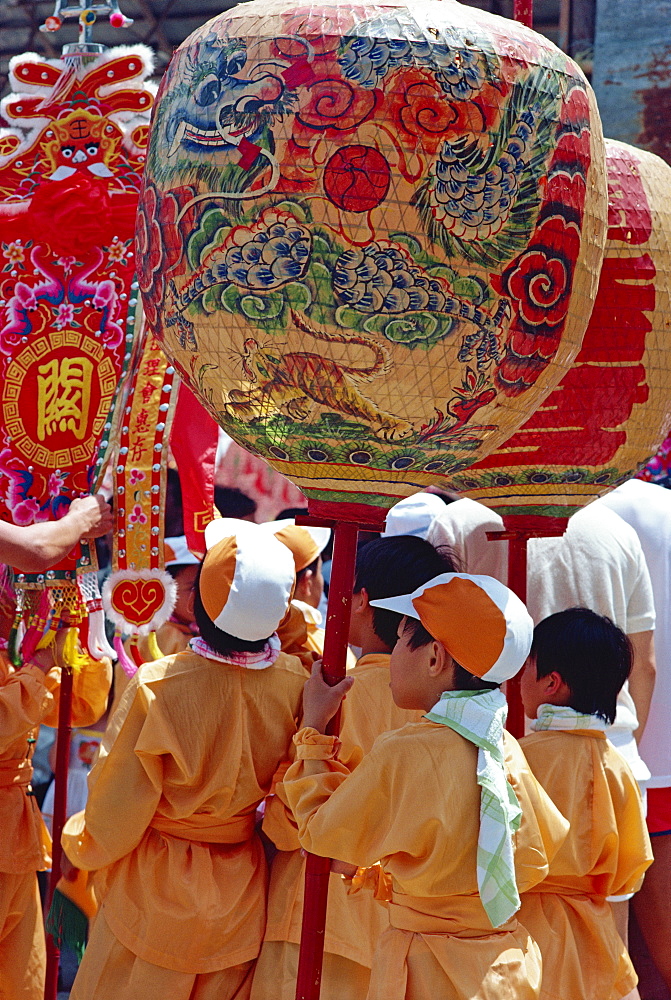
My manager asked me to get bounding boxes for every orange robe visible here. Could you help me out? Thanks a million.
[0,649,111,1000]
[114,619,194,716]
[518,729,653,1000]
[62,648,306,1000]
[255,653,421,1000]
[283,723,570,1000]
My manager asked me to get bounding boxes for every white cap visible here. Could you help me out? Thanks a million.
[260,519,331,572]
[164,535,200,568]
[199,520,295,641]
[382,493,447,540]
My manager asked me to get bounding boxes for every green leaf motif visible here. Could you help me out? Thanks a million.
[381,313,455,349]
[222,284,242,314]
[241,291,284,321]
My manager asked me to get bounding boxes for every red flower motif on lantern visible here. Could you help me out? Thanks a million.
[503,215,581,331]
[136,179,195,333]
[296,75,379,133]
[387,69,507,155]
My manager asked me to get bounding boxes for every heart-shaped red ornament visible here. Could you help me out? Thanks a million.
[110,578,166,627]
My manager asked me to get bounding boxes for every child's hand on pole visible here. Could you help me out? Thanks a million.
[301,659,354,734]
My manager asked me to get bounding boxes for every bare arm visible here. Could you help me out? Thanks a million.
[628,629,656,742]
[0,495,112,573]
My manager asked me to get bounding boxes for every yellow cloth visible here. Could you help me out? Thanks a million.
[0,647,110,999]
[283,722,570,1000]
[252,939,369,1000]
[277,602,315,672]
[62,649,306,975]
[114,620,193,717]
[259,653,421,992]
[0,872,45,1000]
[72,911,254,1000]
[141,619,193,659]
[0,650,111,874]
[518,729,653,1000]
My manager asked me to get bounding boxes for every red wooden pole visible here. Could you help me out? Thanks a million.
[44,663,74,1000]
[514,0,534,28]
[294,519,359,1000]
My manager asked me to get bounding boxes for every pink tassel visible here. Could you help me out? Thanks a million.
[113,633,137,678]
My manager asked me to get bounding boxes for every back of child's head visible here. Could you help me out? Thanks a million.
[354,536,458,647]
[195,523,295,659]
[531,607,632,724]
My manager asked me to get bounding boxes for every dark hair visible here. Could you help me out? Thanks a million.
[214,486,257,520]
[426,488,460,504]
[193,565,269,657]
[531,608,632,724]
[354,536,458,649]
[166,563,197,582]
[276,507,309,520]
[401,617,498,690]
[165,468,184,537]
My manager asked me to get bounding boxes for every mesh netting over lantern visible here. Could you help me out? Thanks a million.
[452,138,671,517]
[138,0,607,516]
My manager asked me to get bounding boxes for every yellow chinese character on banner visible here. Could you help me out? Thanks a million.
[37,356,93,441]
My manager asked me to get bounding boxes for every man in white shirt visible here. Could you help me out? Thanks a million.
[597,479,671,993]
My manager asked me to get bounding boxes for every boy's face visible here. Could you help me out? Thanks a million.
[295,557,324,609]
[519,653,544,719]
[173,564,199,626]
[389,616,434,710]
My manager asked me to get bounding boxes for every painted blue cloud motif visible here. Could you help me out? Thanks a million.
[226,221,312,290]
[432,109,537,236]
[338,36,488,100]
[333,243,456,313]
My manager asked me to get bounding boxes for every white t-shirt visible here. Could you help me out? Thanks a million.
[429,499,654,781]
[598,479,671,788]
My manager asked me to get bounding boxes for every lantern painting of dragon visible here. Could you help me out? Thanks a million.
[139,0,608,514]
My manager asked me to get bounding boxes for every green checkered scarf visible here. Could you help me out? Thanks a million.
[425,689,522,928]
[531,703,608,732]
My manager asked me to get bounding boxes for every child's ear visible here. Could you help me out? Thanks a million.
[352,588,370,613]
[427,641,451,678]
[543,671,564,696]
[186,588,196,617]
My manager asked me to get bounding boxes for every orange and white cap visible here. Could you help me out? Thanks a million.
[371,572,533,684]
[199,520,295,641]
[260,519,330,572]
[164,535,200,568]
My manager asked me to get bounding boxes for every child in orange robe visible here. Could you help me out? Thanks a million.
[0,635,111,1000]
[62,522,306,1000]
[518,608,653,1000]
[254,536,457,1000]
[282,573,570,1000]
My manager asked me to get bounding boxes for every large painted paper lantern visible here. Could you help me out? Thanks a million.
[139,0,607,518]
[451,139,671,518]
